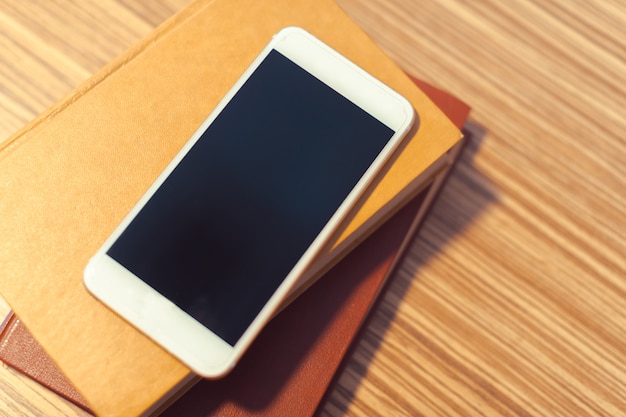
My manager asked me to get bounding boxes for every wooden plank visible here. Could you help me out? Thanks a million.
[1,0,624,415]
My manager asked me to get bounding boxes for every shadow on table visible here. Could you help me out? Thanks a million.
[318,121,498,414]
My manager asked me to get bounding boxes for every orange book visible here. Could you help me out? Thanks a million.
[0,0,463,415]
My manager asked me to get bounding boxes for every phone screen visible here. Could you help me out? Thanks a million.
[107,50,394,346]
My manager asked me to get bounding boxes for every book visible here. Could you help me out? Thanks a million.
[0,312,91,412]
[0,0,462,415]
[0,76,469,415]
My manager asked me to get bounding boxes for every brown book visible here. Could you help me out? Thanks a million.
[0,76,469,415]
[0,312,91,412]
[0,186,436,417]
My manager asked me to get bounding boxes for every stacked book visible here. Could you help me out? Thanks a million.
[0,0,469,415]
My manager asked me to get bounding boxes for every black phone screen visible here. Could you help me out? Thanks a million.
[107,50,394,346]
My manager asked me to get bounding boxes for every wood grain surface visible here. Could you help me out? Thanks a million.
[1,1,624,416]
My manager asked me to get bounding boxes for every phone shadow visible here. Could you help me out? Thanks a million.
[161,122,494,417]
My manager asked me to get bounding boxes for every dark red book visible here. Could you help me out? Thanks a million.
[0,78,469,416]
[0,186,433,416]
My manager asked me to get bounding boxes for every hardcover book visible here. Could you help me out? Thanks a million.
[0,76,469,416]
[0,0,463,415]
[0,186,426,416]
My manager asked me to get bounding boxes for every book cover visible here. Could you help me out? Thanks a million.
[0,185,427,416]
[0,0,462,415]
[0,76,469,415]
[0,312,91,412]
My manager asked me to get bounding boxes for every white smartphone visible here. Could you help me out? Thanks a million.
[84,27,415,378]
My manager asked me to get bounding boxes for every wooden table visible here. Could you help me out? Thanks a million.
[1,1,624,415]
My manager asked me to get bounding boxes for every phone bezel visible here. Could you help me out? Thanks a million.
[84,27,415,378]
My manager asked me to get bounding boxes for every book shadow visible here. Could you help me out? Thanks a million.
[316,121,497,414]
[162,122,494,416]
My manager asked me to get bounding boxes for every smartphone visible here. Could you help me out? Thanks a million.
[84,27,415,378]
